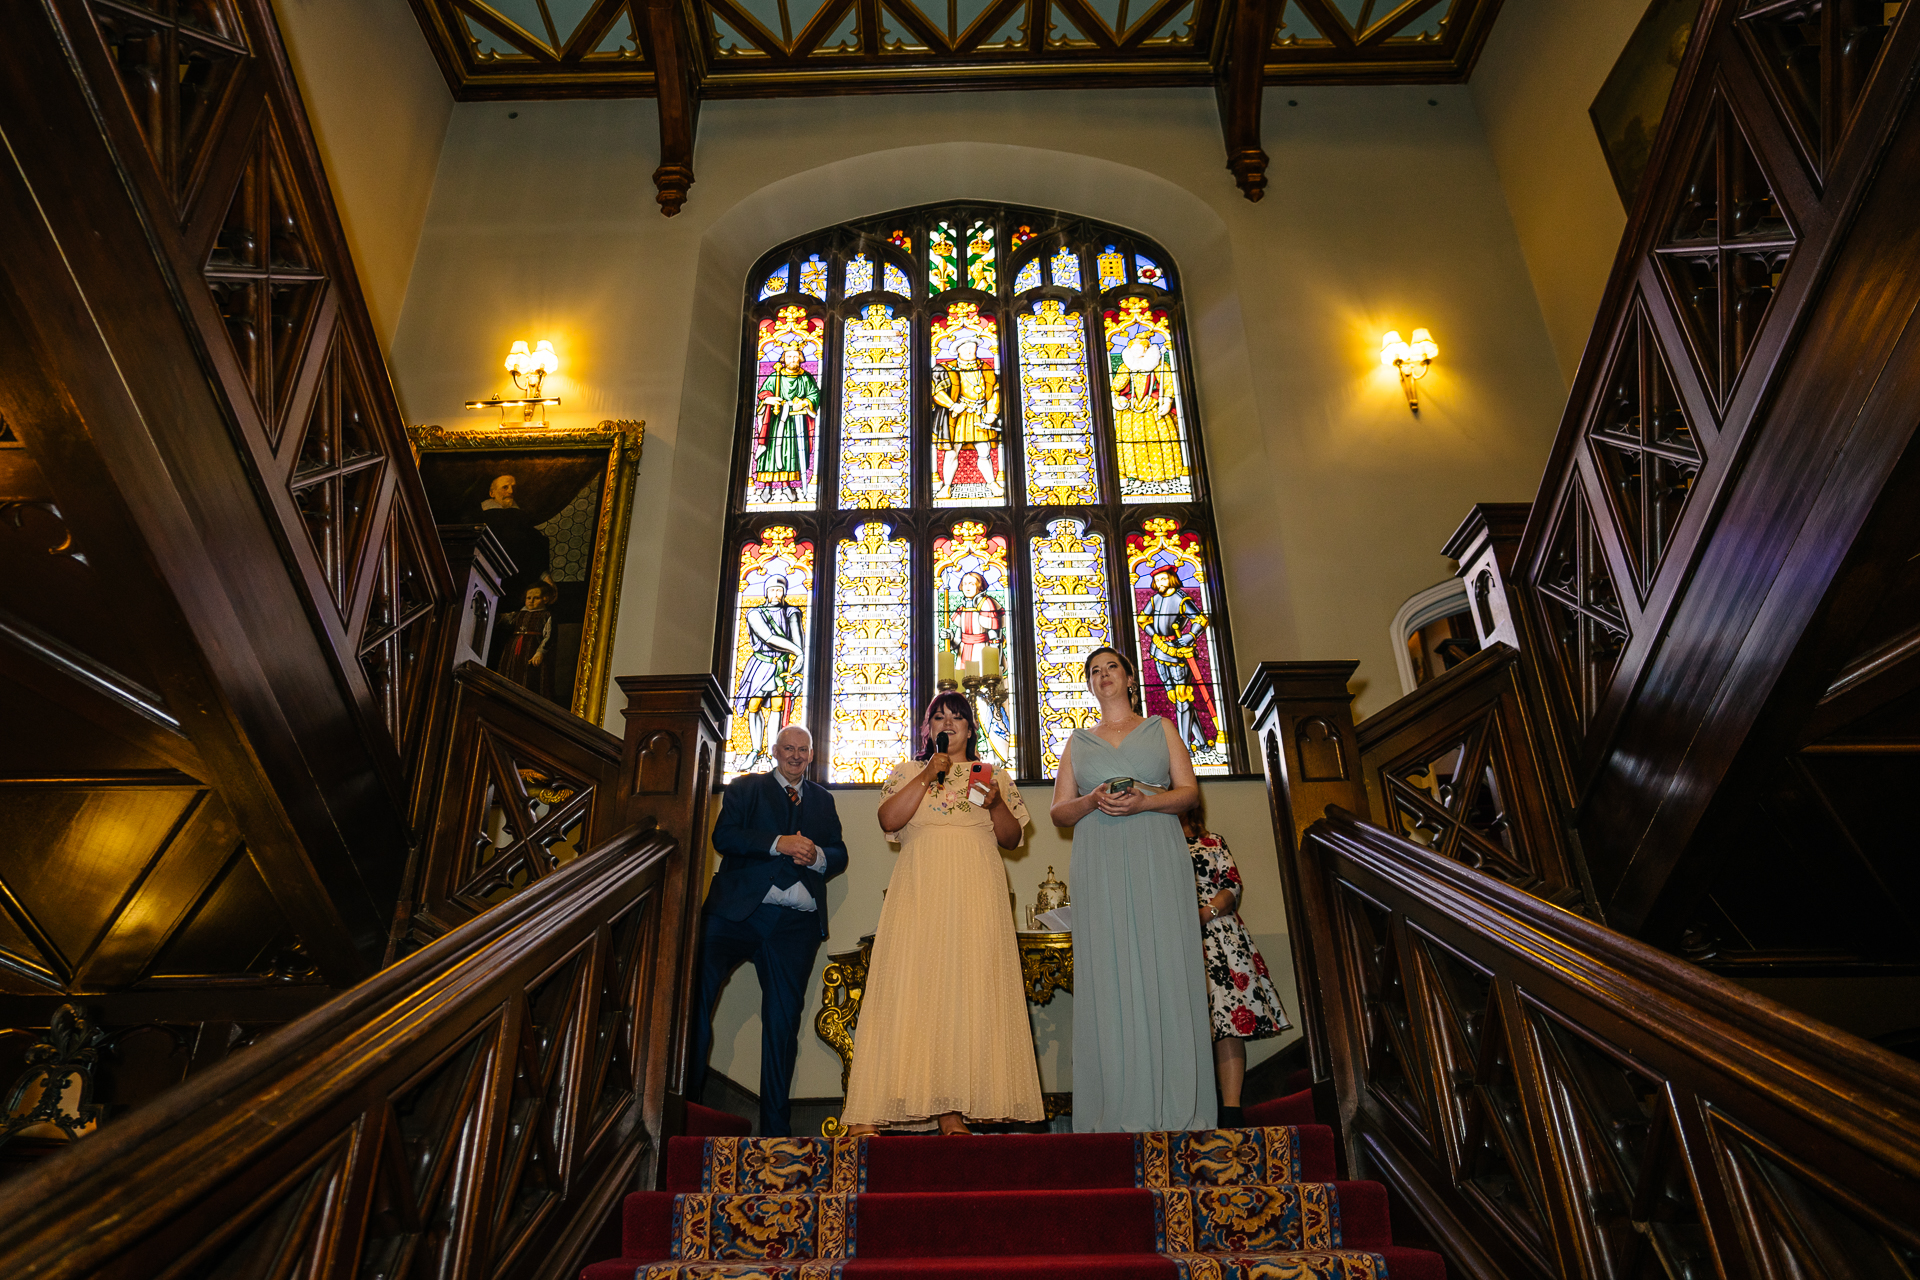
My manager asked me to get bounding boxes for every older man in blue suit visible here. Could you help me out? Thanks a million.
[688,724,847,1136]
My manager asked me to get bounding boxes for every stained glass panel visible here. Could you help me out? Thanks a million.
[829,522,913,782]
[1030,519,1112,775]
[1051,246,1083,292]
[1104,296,1194,501]
[931,301,1005,507]
[1097,245,1127,291]
[845,252,875,296]
[838,303,912,509]
[929,222,959,294]
[800,254,829,299]
[746,306,826,510]
[1011,223,1036,249]
[759,264,790,300]
[888,229,911,252]
[1127,518,1228,774]
[884,263,911,297]
[1135,254,1169,289]
[1014,258,1042,294]
[726,526,814,778]
[965,221,996,292]
[933,521,1019,769]
[1018,298,1099,505]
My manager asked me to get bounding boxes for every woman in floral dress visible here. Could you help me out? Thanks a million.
[1186,798,1290,1127]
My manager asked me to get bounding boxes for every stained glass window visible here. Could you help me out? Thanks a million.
[745,306,825,510]
[846,253,875,296]
[1050,246,1082,292]
[1030,519,1112,775]
[839,303,912,509]
[929,222,959,294]
[1105,296,1194,501]
[931,301,1004,507]
[726,526,814,777]
[800,254,829,299]
[965,222,996,292]
[933,520,1019,769]
[722,204,1238,781]
[828,522,913,782]
[1018,298,1098,506]
[1127,518,1229,774]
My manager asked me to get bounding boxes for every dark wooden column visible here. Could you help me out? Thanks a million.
[1216,0,1275,201]
[642,0,701,215]
[1240,661,1369,1153]
[1440,503,1530,652]
[615,674,726,1171]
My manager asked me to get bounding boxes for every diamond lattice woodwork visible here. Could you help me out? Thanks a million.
[1656,95,1797,410]
[289,341,385,611]
[1380,712,1541,889]
[85,0,248,206]
[1534,488,1630,737]
[1587,306,1703,595]
[1738,0,1907,180]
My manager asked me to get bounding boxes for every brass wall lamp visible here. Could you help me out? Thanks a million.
[1381,328,1438,412]
[468,339,561,425]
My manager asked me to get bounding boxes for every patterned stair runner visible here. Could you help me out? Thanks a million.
[585,1127,1445,1280]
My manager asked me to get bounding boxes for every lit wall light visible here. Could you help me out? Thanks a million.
[467,339,562,425]
[1380,328,1439,413]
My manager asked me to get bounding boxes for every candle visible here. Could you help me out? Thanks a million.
[937,649,956,684]
[966,656,983,682]
[982,646,1001,679]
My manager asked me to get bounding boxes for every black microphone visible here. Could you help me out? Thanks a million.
[934,731,950,785]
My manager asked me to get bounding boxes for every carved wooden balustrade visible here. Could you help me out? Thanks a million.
[1294,807,1920,1280]
[0,819,673,1280]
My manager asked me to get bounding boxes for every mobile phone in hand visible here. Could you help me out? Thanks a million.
[967,761,995,806]
[1107,776,1135,795]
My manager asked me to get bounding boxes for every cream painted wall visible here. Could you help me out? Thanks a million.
[1470,0,1657,385]
[703,778,1295,1102]
[393,85,1568,725]
[271,0,453,359]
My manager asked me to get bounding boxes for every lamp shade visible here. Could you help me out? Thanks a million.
[1380,331,1410,367]
[531,339,559,375]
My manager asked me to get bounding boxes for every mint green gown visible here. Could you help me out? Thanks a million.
[1068,717,1217,1133]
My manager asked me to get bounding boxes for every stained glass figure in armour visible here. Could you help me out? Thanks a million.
[1127,518,1228,772]
[726,527,814,777]
[933,521,1018,768]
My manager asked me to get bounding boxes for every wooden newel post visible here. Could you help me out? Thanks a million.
[1240,662,1370,1166]
[614,675,726,1178]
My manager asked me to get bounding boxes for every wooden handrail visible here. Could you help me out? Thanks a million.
[1301,807,1920,1280]
[0,821,676,1280]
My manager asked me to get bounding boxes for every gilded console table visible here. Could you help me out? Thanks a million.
[815,931,1072,1132]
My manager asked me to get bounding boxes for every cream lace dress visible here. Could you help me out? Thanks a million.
[839,760,1045,1129]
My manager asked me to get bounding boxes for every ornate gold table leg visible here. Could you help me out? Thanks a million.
[814,934,874,1136]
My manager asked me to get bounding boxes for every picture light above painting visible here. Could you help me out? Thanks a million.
[408,421,643,725]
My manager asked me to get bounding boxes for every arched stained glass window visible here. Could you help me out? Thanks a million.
[716,203,1241,782]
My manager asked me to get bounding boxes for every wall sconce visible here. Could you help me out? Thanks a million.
[1381,328,1439,413]
[467,339,562,425]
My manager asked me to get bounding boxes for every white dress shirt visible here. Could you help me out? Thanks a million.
[764,776,828,911]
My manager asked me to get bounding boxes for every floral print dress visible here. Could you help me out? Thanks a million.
[1189,833,1292,1041]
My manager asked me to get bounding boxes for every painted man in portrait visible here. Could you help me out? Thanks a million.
[740,575,806,768]
[479,473,552,605]
[932,340,1001,499]
[1143,566,1214,752]
[754,347,820,503]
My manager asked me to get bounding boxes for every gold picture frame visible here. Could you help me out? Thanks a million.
[407,420,643,724]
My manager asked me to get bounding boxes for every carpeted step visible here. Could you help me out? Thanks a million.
[1243,1088,1318,1129]
[685,1102,753,1137]
[661,1126,1337,1194]
[593,1248,1437,1279]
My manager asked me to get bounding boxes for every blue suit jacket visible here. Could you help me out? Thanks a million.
[705,771,848,937]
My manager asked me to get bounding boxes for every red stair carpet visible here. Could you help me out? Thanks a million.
[583,1089,1444,1279]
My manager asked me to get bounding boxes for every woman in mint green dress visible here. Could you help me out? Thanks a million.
[1049,646,1216,1133]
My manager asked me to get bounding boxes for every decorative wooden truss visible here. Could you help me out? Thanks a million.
[403,0,1506,211]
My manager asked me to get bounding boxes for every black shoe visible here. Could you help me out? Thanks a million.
[1219,1105,1244,1129]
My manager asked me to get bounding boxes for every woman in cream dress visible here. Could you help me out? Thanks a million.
[841,692,1043,1135]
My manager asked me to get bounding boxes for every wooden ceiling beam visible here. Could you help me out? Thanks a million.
[1217,0,1275,201]
[559,0,635,60]
[643,0,702,214]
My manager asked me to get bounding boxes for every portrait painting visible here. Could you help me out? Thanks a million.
[409,421,642,724]
[1591,0,1705,208]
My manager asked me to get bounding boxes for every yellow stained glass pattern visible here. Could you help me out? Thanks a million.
[829,522,913,783]
[1029,518,1113,775]
[1018,298,1099,506]
[838,303,912,509]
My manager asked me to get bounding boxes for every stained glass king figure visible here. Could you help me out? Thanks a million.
[1143,566,1215,752]
[932,340,1001,499]
[754,347,820,502]
[740,575,806,767]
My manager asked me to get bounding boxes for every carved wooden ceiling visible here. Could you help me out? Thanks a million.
[403,0,1506,212]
